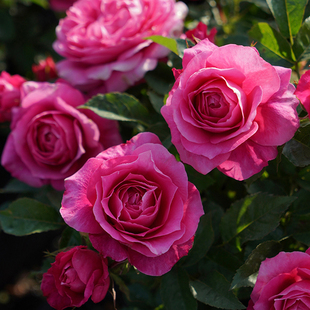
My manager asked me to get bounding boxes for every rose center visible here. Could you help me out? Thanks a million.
[204,92,229,118]
[37,124,58,152]
[60,266,85,293]
[123,188,143,213]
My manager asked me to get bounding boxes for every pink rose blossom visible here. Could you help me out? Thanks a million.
[248,248,310,310]
[0,71,26,122]
[41,246,110,310]
[161,39,300,180]
[53,0,188,96]
[1,81,122,190]
[185,22,217,43]
[32,56,58,82]
[49,0,76,11]
[294,69,310,115]
[60,132,204,276]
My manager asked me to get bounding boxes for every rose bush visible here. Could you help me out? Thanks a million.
[1,80,122,190]
[41,246,110,310]
[247,248,310,310]
[161,39,300,180]
[294,69,310,115]
[0,71,26,123]
[53,0,188,95]
[60,132,204,276]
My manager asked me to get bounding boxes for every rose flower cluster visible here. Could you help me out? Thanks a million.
[1,0,309,309]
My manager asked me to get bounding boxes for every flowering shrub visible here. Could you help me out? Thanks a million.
[161,39,300,180]
[1,0,310,310]
[61,132,204,276]
[41,246,110,310]
[1,81,122,190]
[247,248,310,310]
[53,0,188,95]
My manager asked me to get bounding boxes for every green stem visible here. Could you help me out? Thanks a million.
[295,61,301,80]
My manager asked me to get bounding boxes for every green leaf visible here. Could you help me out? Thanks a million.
[0,178,37,194]
[19,0,49,8]
[144,62,174,95]
[0,198,64,236]
[266,0,309,39]
[82,92,150,127]
[181,214,214,266]
[230,240,282,289]
[287,189,310,245]
[220,193,296,245]
[175,38,195,58]
[59,227,82,249]
[145,35,178,55]
[148,90,164,114]
[189,271,245,309]
[248,22,295,66]
[247,179,286,196]
[161,267,197,310]
[206,248,243,276]
[186,165,215,192]
[283,121,310,167]
[293,17,310,61]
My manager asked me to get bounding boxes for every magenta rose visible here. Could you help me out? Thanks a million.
[185,22,217,44]
[294,69,310,115]
[49,0,76,11]
[0,71,26,122]
[32,56,58,82]
[53,0,188,96]
[60,132,204,276]
[161,39,300,180]
[248,248,310,310]
[41,246,110,310]
[1,80,122,190]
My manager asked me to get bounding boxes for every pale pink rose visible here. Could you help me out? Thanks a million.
[294,69,310,115]
[161,39,300,180]
[41,246,110,310]
[185,22,217,43]
[1,81,122,190]
[53,0,188,96]
[248,248,310,310]
[49,0,76,11]
[0,71,26,122]
[60,132,204,276]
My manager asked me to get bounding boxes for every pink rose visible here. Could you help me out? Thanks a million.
[49,0,76,11]
[1,81,122,190]
[185,22,217,43]
[294,69,310,115]
[0,71,26,122]
[32,56,58,82]
[53,0,188,96]
[248,248,310,310]
[41,246,110,310]
[161,39,300,180]
[60,132,204,276]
